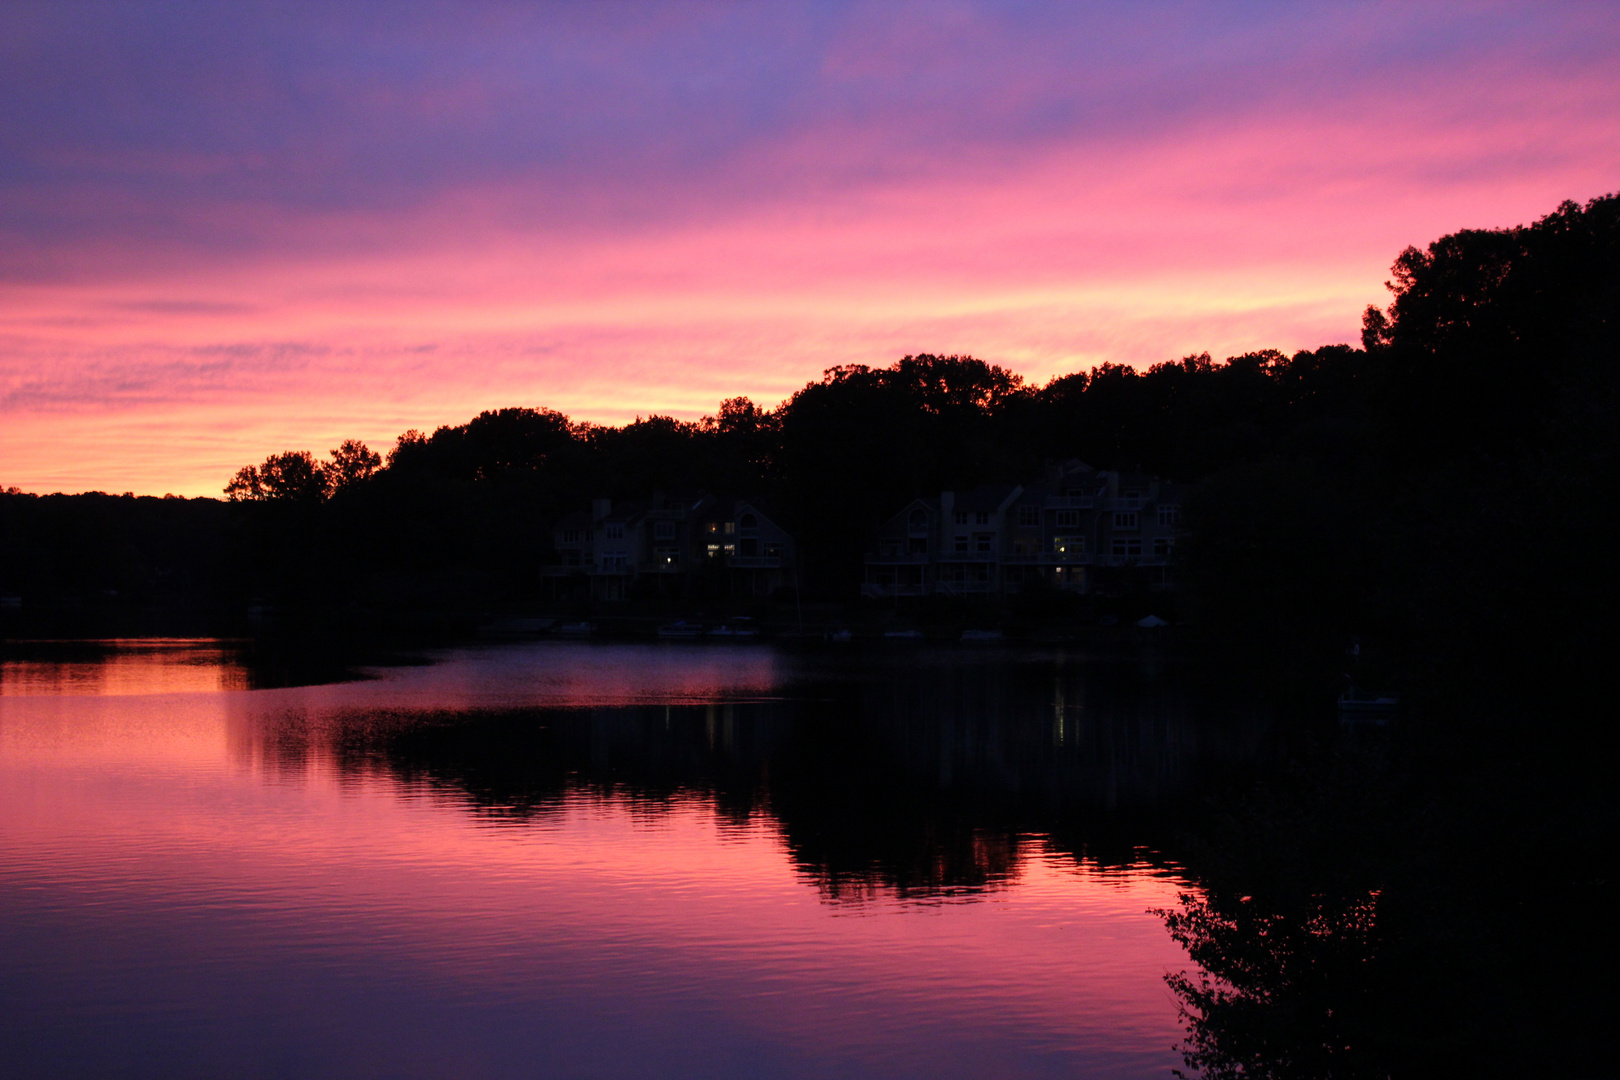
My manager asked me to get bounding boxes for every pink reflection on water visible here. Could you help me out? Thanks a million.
[0,642,1195,1078]
[0,639,250,696]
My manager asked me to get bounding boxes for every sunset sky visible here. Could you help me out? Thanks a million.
[3,2,1617,496]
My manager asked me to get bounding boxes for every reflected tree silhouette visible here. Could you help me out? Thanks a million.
[242,651,1267,902]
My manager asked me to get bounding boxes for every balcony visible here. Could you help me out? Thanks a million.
[727,556,782,568]
[865,552,932,564]
[1006,551,1092,565]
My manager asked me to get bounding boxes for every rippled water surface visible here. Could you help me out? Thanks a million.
[0,639,1242,1079]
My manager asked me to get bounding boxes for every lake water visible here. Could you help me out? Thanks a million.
[0,639,1261,1079]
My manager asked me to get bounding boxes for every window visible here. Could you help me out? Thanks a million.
[565,552,579,567]
[1112,537,1142,557]
[975,533,992,552]
[1153,537,1174,557]
[909,509,929,529]
[1113,511,1138,529]
[654,521,675,541]
[739,514,757,532]
[763,542,783,558]
[723,543,735,555]
[1012,537,1039,556]
[602,553,627,572]
[1018,506,1039,527]
[1056,509,1079,528]
[724,521,735,535]
[654,547,679,567]
[706,543,721,558]
[1053,536,1084,558]
[562,529,580,543]
[953,510,968,525]
[605,523,624,540]
[954,535,969,553]
[908,537,928,554]
[1158,505,1182,527]
[975,510,990,525]
[706,522,719,534]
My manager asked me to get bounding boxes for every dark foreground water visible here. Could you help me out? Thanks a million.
[0,639,1271,1079]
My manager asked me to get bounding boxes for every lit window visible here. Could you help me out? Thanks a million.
[724,521,735,535]
[1054,536,1084,558]
[706,543,721,558]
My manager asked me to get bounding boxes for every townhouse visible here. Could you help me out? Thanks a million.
[545,493,796,600]
[862,461,1186,598]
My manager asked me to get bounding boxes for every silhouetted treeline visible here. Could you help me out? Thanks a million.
[4,193,1615,708]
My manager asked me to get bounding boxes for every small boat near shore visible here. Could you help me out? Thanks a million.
[960,629,1004,643]
[656,620,705,639]
[707,618,759,639]
[1338,685,1399,723]
[554,621,596,637]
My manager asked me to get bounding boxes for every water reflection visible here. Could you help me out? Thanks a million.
[0,639,1259,1079]
[0,638,252,696]
[226,643,1266,903]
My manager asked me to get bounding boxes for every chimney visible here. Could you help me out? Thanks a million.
[591,497,611,522]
